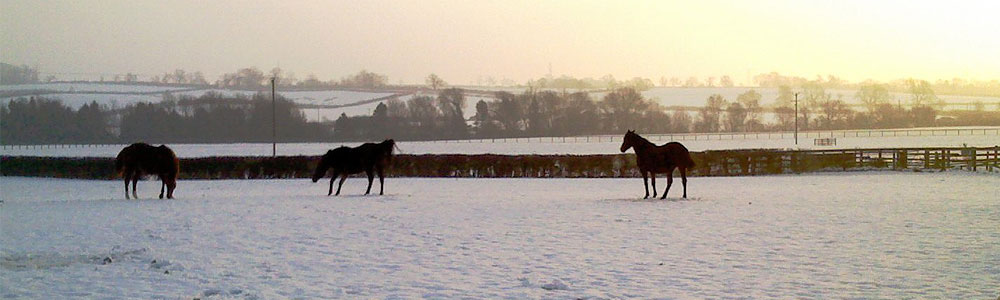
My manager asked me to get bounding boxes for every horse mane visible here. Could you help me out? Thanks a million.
[628,132,655,149]
[380,139,397,156]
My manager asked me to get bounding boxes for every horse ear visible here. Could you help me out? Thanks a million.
[628,129,634,133]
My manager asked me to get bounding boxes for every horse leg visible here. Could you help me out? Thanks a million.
[642,171,649,199]
[365,169,374,195]
[166,177,176,199]
[650,171,657,198]
[335,175,347,196]
[681,167,688,199]
[159,179,165,199]
[123,172,131,200]
[661,170,673,200]
[131,175,139,199]
[328,174,335,196]
[376,166,385,195]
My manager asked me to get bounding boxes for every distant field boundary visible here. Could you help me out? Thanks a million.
[2,127,997,148]
[3,147,997,180]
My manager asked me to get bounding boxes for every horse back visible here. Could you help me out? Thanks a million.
[635,142,695,171]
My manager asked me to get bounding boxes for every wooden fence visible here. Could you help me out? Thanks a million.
[2,147,996,180]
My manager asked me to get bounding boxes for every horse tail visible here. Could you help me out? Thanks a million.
[682,153,696,168]
[669,142,696,168]
[115,156,125,176]
[115,148,129,176]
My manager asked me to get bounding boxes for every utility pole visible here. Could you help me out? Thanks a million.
[271,77,276,157]
[794,92,799,145]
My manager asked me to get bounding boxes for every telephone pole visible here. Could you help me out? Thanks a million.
[271,77,276,157]
[794,92,799,145]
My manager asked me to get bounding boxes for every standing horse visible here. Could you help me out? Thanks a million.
[620,130,695,199]
[312,139,395,196]
[115,143,179,199]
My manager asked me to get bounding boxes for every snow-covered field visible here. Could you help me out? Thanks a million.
[2,133,997,157]
[2,173,998,298]
[0,83,193,94]
[2,83,399,116]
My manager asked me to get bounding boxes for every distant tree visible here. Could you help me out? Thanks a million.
[472,99,499,137]
[719,75,735,87]
[0,63,40,84]
[724,102,747,132]
[624,77,655,91]
[190,72,208,85]
[737,89,763,131]
[684,77,700,87]
[406,95,440,139]
[494,91,523,134]
[600,87,649,132]
[816,98,852,129]
[695,94,726,132]
[370,102,389,139]
[340,70,388,89]
[910,105,937,127]
[172,69,187,84]
[774,106,795,131]
[436,88,468,139]
[426,73,446,90]
[670,110,692,133]
[799,81,830,129]
[907,79,939,108]
[856,82,891,113]
[600,74,618,89]
[563,92,599,135]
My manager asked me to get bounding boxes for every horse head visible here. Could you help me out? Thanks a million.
[311,152,332,182]
[620,130,635,153]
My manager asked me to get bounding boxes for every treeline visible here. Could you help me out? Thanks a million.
[2,100,115,144]
[332,88,682,141]
[1,63,40,85]
[3,87,998,145]
[1,93,331,144]
[333,87,999,141]
[754,72,1000,98]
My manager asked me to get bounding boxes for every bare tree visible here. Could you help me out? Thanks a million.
[426,73,446,90]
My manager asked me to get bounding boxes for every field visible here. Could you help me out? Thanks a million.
[2,173,998,298]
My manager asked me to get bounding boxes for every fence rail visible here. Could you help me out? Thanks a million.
[3,147,996,180]
[433,128,1000,144]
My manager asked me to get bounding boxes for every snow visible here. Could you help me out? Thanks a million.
[2,172,998,298]
[0,83,192,93]
[0,93,164,110]
[2,132,997,157]
[171,89,397,107]
[3,84,399,113]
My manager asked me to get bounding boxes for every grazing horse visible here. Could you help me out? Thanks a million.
[312,139,395,196]
[620,130,695,199]
[115,143,179,199]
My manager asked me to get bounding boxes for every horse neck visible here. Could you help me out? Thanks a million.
[630,136,655,152]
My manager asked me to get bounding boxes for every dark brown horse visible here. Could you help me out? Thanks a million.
[620,130,695,199]
[312,139,395,196]
[115,143,179,199]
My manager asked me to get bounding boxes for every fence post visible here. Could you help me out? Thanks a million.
[971,148,977,171]
[924,149,930,169]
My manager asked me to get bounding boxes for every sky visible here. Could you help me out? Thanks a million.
[3,0,999,85]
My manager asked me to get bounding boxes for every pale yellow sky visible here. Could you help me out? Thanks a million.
[2,0,998,84]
